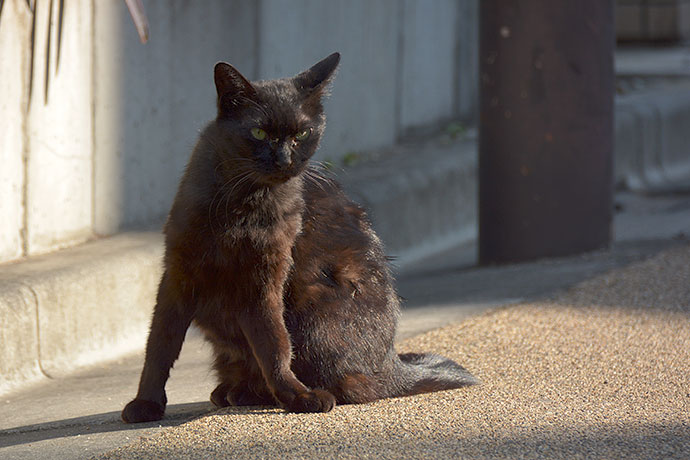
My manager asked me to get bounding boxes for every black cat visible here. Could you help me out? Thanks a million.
[122,52,477,423]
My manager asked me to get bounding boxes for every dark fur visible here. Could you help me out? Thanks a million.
[121,52,476,423]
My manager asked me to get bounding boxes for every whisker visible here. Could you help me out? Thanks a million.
[307,165,334,184]
[310,160,343,176]
[225,171,255,200]
[303,170,327,192]
[208,168,255,228]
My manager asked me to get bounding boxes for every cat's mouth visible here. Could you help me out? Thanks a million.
[254,162,307,185]
[257,169,299,185]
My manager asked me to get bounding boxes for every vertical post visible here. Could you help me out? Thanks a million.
[479,1,615,264]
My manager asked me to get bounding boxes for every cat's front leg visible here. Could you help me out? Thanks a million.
[237,310,336,413]
[122,273,195,423]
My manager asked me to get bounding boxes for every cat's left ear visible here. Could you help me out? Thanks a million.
[294,52,341,96]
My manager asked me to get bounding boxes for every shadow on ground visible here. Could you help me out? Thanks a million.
[0,402,215,449]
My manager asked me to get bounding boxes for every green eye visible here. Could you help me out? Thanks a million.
[251,128,267,140]
[295,128,311,141]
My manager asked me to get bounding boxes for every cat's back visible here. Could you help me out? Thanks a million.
[298,176,382,263]
[288,176,395,315]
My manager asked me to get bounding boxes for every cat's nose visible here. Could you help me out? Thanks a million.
[275,148,292,169]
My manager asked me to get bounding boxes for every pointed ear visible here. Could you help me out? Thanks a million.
[214,62,256,102]
[293,52,341,95]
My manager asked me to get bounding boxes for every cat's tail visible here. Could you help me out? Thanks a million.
[393,352,479,396]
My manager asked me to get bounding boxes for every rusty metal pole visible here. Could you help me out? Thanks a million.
[479,1,615,264]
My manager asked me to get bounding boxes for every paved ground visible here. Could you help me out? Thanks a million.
[0,190,689,459]
[93,243,690,459]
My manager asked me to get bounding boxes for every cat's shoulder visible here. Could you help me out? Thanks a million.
[302,174,367,222]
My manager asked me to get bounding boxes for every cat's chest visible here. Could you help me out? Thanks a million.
[214,189,305,249]
[217,207,303,251]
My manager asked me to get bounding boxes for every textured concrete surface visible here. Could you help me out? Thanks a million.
[88,244,690,460]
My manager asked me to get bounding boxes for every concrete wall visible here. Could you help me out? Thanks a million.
[0,0,479,263]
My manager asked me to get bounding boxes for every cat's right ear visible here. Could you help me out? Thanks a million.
[214,62,256,115]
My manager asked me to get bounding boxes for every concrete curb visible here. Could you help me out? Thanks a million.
[0,233,163,395]
[3,81,690,397]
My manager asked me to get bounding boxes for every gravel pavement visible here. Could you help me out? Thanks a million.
[94,244,690,460]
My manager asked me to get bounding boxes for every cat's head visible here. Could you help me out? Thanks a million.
[212,52,340,185]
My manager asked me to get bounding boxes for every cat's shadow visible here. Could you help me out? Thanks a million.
[0,402,275,449]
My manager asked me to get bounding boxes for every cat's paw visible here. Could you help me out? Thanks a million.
[287,389,336,413]
[121,398,165,423]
